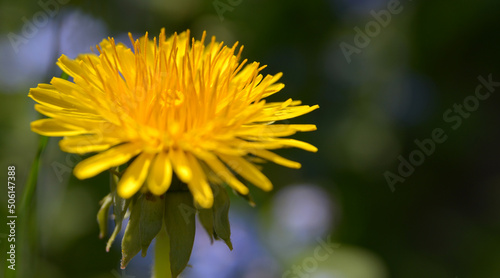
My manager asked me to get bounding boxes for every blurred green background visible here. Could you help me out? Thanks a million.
[1,0,500,277]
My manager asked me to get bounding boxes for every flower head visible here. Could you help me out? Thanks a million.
[29,29,318,208]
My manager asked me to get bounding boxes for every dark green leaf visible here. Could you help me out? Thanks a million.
[164,192,196,278]
[140,192,165,257]
[212,185,233,250]
[121,198,141,269]
[197,207,214,243]
[107,171,131,252]
[97,194,113,239]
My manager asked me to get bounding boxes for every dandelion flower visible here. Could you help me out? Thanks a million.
[29,29,318,209]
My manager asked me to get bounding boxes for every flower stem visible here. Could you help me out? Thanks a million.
[153,225,172,278]
[20,135,48,215]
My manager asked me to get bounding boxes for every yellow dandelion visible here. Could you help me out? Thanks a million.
[29,29,318,208]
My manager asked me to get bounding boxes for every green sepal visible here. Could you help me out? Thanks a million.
[111,171,128,222]
[120,192,166,267]
[234,188,256,207]
[164,192,196,278]
[97,193,113,239]
[212,184,233,250]
[197,206,214,243]
[106,171,131,252]
[121,196,141,269]
[139,192,165,257]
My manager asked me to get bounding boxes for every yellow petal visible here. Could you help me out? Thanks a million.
[59,135,122,154]
[29,84,90,112]
[218,154,273,191]
[271,139,318,152]
[147,152,172,195]
[34,104,102,121]
[169,149,192,183]
[236,124,317,137]
[50,77,86,99]
[117,152,155,198]
[74,143,142,179]
[186,153,213,208]
[33,104,105,132]
[249,149,301,169]
[56,55,83,78]
[228,138,317,152]
[265,100,303,108]
[262,83,285,98]
[257,104,319,122]
[31,119,88,136]
[199,152,249,195]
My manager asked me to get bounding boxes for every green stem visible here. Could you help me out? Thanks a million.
[153,226,172,278]
[20,135,48,216]
[7,135,48,278]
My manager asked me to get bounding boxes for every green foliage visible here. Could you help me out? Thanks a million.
[164,192,196,278]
